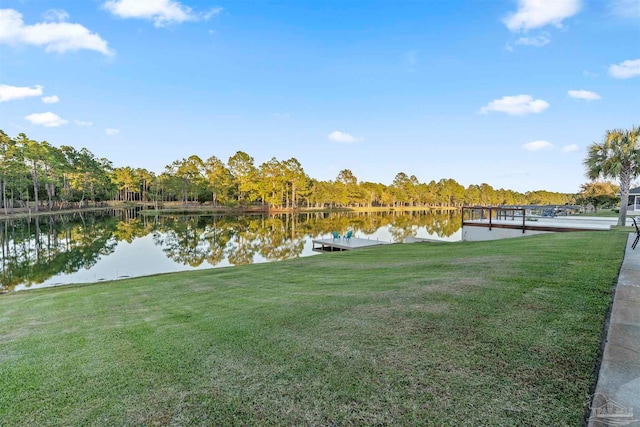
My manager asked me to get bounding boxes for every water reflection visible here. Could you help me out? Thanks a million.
[1,209,461,292]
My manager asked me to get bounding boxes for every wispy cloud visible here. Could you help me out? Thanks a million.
[583,70,597,78]
[203,7,223,20]
[41,95,59,104]
[103,0,222,27]
[75,120,93,126]
[609,0,640,19]
[609,59,640,79]
[522,140,554,151]
[568,90,601,101]
[521,139,577,153]
[0,84,43,102]
[328,131,360,144]
[503,0,581,32]
[0,8,112,55]
[480,95,549,115]
[105,128,120,135]
[25,112,68,127]
[42,9,70,22]
[515,32,551,47]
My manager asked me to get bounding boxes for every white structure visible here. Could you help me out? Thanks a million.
[628,186,640,214]
[462,216,617,242]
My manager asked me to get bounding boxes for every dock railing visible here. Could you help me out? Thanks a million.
[462,206,526,233]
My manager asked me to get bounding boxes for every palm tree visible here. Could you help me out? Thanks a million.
[584,126,640,226]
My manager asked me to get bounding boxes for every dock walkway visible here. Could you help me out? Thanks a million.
[463,217,614,232]
[312,237,389,252]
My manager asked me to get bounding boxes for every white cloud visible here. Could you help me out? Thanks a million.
[25,112,68,127]
[563,144,579,153]
[504,0,581,32]
[102,0,221,27]
[328,131,359,144]
[0,9,112,55]
[609,59,640,79]
[568,90,601,100]
[0,84,43,102]
[479,95,550,115]
[41,95,60,104]
[522,140,554,151]
[75,120,93,126]
[515,32,551,47]
[105,128,120,135]
[583,70,597,78]
[610,0,640,19]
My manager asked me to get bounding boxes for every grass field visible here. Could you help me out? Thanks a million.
[573,209,621,218]
[0,230,628,426]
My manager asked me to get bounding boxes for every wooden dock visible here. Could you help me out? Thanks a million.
[461,207,614,234]
[462,218,612,232]
[312,237,389,252]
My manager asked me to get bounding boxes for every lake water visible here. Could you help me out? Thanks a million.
[0,209,462,292]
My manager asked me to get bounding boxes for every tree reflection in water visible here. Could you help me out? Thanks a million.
[0,211,119,291]
[0,209,460,291]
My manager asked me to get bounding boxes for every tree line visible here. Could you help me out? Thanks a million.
[1,130,576,213]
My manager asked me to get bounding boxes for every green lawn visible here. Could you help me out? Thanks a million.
[0,231,628,426]
[573,209,620,217]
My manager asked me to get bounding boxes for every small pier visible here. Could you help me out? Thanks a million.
[312,237,389,252]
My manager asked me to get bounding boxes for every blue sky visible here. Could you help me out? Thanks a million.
[1,0,639,193]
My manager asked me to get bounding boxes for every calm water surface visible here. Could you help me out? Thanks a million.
[0,209,461,292]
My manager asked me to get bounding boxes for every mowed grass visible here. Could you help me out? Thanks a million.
[573,209,620,217]
[0,231,628,426]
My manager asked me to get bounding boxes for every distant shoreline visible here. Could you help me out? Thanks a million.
[0,203,458,220]
[138,204,459,216]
